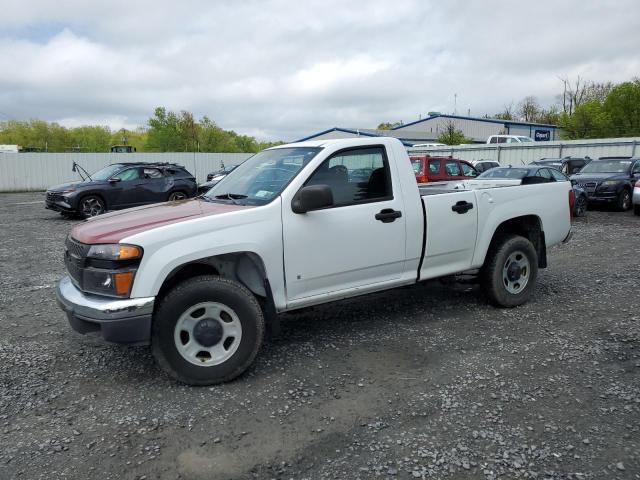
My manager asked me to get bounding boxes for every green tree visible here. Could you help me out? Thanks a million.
[377,121,402,130]
[70,125,112,152]
[437,121,470,145]
[145,107,184,152]
[603,79,640,137]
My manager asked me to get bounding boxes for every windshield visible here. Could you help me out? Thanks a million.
[518,137,534,142]
[579,159,631,174]
[90,164,124,181]
[478,167,530,179]
[410,159,422,173]
[204,147,321,205]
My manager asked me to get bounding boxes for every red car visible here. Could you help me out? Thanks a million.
[410,156,478,183]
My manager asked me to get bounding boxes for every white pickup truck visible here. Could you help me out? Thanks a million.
[56,138,572,385]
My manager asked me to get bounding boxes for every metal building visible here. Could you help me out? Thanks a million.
[297,113,559,145]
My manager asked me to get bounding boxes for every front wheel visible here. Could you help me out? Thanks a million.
[168,191,187,201]
[78,195,106,218]
[152,276,265,385]
[574,195,587,217]
[616,189,631,211]
[481,235,538,308]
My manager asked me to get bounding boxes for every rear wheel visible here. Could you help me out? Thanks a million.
[78,195,105,218]
[481,235,538,308]
[152,276,264,385]
[168,191,187,201]
[616,189,631,211]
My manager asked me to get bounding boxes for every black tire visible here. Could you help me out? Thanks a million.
[574,194,588,217]
[168,190,188,201]
[634,204,640,216]
[77,195,106,218]
[481,235,538,308]
[151,275,264,385]
[616,189,631,211]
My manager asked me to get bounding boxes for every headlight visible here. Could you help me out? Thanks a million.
[83,268,136,297]
[600,180,619,187]
[87,244,142,260]
[60,188,76,195]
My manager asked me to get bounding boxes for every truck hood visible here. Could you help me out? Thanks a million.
[70,199,250,244]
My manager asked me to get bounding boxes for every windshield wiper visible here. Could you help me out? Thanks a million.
[214,193,248,205]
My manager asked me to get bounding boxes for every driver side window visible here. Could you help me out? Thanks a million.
[632,162,640,174]
[305,147,392,207]
[115,168,141,181]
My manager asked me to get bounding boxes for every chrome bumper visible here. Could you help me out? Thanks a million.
[56,276,155,344]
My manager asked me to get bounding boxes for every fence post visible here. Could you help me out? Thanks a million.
[496,145,501,164]
[632,140,637,157]
[558,143,563,158]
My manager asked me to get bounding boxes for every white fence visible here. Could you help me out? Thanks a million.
[407,137,640,166]
[0,152,253,192]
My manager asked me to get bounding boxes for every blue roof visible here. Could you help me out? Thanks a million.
[392,113,557,130]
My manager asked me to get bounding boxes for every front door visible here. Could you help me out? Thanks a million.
[282,146,407,303]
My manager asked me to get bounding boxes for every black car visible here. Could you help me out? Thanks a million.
[531,156,591,175]
[46,162,197,218]
[206,165,239,182]
[478,165,588,217]
[472,160,500,173]
[570,156,640,211]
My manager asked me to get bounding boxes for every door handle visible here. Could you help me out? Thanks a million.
[375,208,402,223]
[451,201,474,214]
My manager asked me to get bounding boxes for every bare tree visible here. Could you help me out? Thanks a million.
[494,102,515,120]
[518,96,541,122]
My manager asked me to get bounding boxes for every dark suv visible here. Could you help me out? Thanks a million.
[46,162,197,218]
[531,156,591,175]
[570,156,640,211]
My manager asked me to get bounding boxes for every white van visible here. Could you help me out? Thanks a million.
[487,135,534,144]
[0,144,20,153]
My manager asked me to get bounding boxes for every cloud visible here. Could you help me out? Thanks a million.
[0,0,638,141]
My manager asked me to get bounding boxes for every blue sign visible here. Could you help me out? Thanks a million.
[534,130,551,141]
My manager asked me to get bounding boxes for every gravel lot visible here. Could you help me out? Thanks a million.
[1,192,639,480]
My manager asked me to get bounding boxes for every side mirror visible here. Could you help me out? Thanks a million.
[72,162,77,172]
[108,177,121,183]
[291,185,333,214]
[570,179,577,186]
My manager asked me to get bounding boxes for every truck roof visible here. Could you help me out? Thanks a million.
[270,137,405,150]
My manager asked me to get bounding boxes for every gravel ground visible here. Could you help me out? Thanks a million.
[0,192,639,480]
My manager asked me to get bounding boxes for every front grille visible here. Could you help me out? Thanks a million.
[65,236,90,259]
[65,237,90,288]
[577,181,597,193]
[46,191,63,202]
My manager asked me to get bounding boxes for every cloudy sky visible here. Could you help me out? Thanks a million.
[1,0,639,141]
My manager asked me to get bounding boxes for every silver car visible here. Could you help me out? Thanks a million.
[633,179,640,215]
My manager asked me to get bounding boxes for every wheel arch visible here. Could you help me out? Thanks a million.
[158,251,269,299]
[155,251,280,337]
[76,191,108,211]
[484,215,546,269]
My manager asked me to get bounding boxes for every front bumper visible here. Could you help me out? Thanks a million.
[45,196,75,213]
[56,276,155,345]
